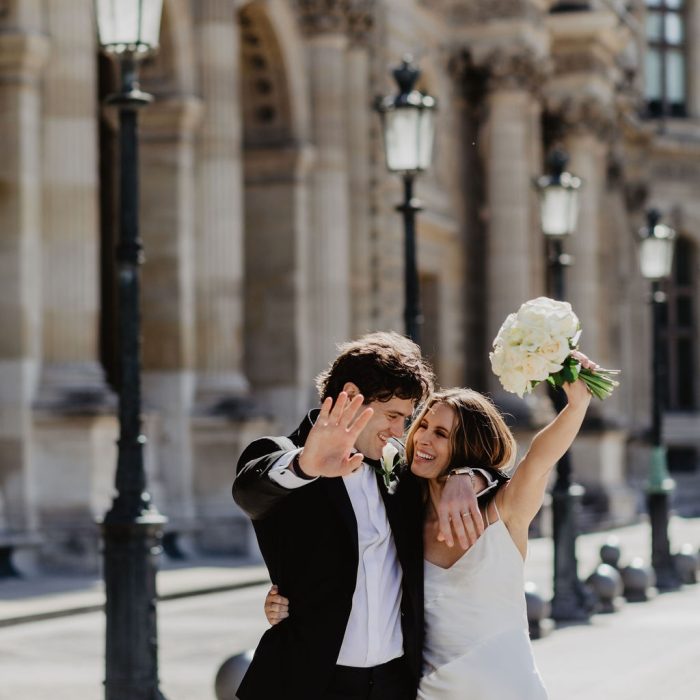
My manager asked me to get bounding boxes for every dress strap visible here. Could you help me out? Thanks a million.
[484,499,500,526]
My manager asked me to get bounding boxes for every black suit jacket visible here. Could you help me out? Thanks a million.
[232,410,425,700]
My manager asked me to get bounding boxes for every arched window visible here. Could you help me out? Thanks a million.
[660,236,696,410]
[645,0,687,117]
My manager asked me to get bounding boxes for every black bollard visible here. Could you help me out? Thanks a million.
[621,557,656,602]
[586,563,624,614]
[215,651,254,700]
[673,544,698,585]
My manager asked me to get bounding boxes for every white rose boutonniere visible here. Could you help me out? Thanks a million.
[380,438,405,495]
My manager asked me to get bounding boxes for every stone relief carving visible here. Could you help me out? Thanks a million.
[421,0,543,24]
[294,0,375,38]
[546,94,618,141]
[347,0,375,46]
[483,45,551,93]
[553,51,610,79]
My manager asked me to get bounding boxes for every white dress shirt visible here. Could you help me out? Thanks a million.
[269,451,404,667]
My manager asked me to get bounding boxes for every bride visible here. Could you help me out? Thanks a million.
[265,367,594,699]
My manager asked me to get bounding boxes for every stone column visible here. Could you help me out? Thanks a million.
[483,49,545,376]
[244,145,315,431]
[31,0,119,571]
[191,1,274,556]
[37,0,110,408]
[0,7,48,538]
[545,5,628,367]
[557,98,613,365]
[544,6,638,526]
[346,8,374,337]
[140,95,203,538]
[295,1,354,373]
[193,0,248,410]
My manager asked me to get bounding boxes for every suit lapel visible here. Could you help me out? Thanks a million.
[322,477,358,552]
[376,471,405,554]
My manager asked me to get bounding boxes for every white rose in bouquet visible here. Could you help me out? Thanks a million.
[490,297,619,399]
[498,366,531,398]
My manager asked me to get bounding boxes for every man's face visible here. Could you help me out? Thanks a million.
[353,395,416,461]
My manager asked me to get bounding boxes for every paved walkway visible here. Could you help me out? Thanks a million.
[0,556,270,627]
[3,515,697,627]
[0,516,698,699]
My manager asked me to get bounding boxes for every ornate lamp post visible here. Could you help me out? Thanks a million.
[375,56,436,344]
[638,208,681,591]
[94,2,168,698]
[534,149,592,621]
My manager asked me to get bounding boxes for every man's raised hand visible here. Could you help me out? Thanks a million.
[297,392,374,478]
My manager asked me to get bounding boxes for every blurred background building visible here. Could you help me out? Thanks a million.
[0,0,697,572]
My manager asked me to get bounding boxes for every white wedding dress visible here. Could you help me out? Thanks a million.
[417,506,548,700]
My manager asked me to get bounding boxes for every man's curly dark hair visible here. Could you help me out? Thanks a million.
[315,331,435,406]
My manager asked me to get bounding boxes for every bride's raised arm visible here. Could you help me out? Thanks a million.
[496,367,593,555]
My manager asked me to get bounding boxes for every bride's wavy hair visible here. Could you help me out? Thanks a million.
[406,388,515,494]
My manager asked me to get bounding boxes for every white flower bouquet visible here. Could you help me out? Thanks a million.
[489,297,619,400]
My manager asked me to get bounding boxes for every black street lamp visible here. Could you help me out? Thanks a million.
[638,208,681,592]
[534,149,592,621]
[375,56,436,344]
[95,2,168,698]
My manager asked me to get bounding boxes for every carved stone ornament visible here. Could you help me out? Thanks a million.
[483,46,551,93]
[294,0,375,38]
[347,0,375,46]
[553,51,610,80]
[547,95,618,142]
[435,0,545,24]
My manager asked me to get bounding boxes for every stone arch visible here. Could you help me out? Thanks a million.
[239,0,315,430]
[239,0,311,144]
[239,3,293,146]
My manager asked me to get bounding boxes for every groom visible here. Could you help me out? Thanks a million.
[233,332,482,700]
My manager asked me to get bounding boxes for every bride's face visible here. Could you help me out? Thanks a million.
[410,402,455,480]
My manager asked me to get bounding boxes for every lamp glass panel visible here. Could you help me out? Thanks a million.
[639,236,674,279]
[95,0,162,49]
[417,109,435,170]
[540,186,578,236]
[139,0,164,49]
[384,108,421,172]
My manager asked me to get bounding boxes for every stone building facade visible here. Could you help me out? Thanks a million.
[0,0,697,572]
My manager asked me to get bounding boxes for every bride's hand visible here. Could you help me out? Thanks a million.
[436,473,484,549]
[264,585,289,626]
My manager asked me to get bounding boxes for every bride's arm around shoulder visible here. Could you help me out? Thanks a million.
[496,376,592,556]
